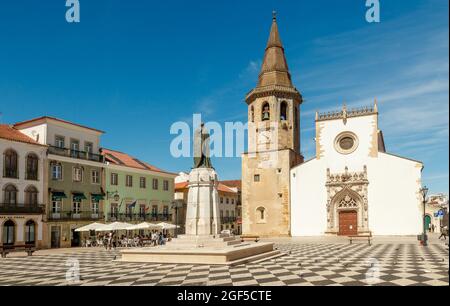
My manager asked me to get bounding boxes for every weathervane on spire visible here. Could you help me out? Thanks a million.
[272,10,277,21]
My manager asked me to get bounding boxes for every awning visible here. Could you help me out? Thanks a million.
[52,192,67,201]
[91,194,105,201]
[75,223,107,232]
[72,192,87,201]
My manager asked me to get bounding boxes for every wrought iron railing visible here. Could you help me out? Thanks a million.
[48,146,104,163]
[106,213,172,222]
[47,211,104,221]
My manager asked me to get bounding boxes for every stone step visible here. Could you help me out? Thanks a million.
[226,250,284,266]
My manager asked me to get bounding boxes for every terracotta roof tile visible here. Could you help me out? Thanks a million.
[175,181,237,194]
[220,180,242,190]
[0,124,46,147]
[101,148,175,175]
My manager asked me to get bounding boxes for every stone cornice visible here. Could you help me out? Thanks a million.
[245,85,302,104]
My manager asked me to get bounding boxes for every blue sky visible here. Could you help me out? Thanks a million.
[0,0,448,194]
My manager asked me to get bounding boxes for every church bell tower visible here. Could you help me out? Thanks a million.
[242,13,303,237]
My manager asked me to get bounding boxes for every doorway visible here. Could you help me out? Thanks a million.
[425,215,432,232]
[71,229,80,247]
[51,226,61,248]
[339,211,358,236]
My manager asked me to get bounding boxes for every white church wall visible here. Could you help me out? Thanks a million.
[290,111,423,236]
[316,114,377,173]
[291,159,328,236]
[367,153,422,235]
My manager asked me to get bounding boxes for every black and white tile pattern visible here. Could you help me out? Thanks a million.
[0,243,448,286]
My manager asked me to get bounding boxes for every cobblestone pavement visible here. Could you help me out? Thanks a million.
[0,242,448,286]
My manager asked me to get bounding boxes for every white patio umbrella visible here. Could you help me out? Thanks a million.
[127,222,162,230]
[75,223,107,232]
[96,222,134,232]
[157,222,180,230]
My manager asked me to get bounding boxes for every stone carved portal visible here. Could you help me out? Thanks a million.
[326,166,370,235]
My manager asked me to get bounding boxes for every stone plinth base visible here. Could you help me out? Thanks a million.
[120,235,281,266]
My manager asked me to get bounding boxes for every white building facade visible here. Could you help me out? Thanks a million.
[0,125,47,248]
[290,104,423,236]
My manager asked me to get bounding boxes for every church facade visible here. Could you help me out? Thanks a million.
[242,15,423,237]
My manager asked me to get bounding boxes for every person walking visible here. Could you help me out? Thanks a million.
[438,226,448,240]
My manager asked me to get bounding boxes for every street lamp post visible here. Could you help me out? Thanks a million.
[420,186,429,246]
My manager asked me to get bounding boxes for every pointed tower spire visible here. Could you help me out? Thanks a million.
[246,13,301,104]
[258,13,293,88]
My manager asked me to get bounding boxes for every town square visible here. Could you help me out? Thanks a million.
[0,0,448,291]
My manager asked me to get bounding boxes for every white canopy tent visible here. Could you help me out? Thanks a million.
[75,223,107,232]
[95,222,134,232]
[127,222,162,230]
[157,222,180,230]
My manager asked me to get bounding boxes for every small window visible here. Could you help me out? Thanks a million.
[4,184,18,205]
[73,167,83,182]
[55,136,65,148]
[280,101,288,121]
[4,149,18,178]
[25,186,38,205]
[334,132,359,155]
[126,175,133,187]
[152,179,159,190]
[52,200,61,213]
[140,177,146,189]
[220,197,224,204]
[25,220,36,244]
[254,174,260,182]
[91,170,100,184]
[3,220,15,245]
[26,154,39,180]
[262,102,270,121]
[51,163,63,180]
[139,204,146,216]
[91,199,99,215]
[163,180,169,191]
[72,198,81,214]
[84,142,93,153]
[256,207,266,223]
[226,198,229,204]
[250,106,255,123]
[111,173,118,186]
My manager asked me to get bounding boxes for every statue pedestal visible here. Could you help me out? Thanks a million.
[185,167,220,236]
[120,168,281,266]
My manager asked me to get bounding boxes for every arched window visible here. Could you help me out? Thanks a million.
[256,207,266,223]
[280,101,288,121]
[26,154,39,180]
[4,184,18,205]
[3,220,15,245]
[25,220,36,245]
[262,102,270,121]
[250,106,255,122]
[25,186,39,206]
[4,149,18,178]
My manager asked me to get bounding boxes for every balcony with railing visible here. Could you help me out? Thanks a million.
[47,211,104,221]
[48,146,104,163]
[0,203,44,214]
[107,213,173,222]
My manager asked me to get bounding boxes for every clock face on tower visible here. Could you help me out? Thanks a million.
[257,130,272,144]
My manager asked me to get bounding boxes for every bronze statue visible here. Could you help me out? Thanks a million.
[193,123,213,169]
